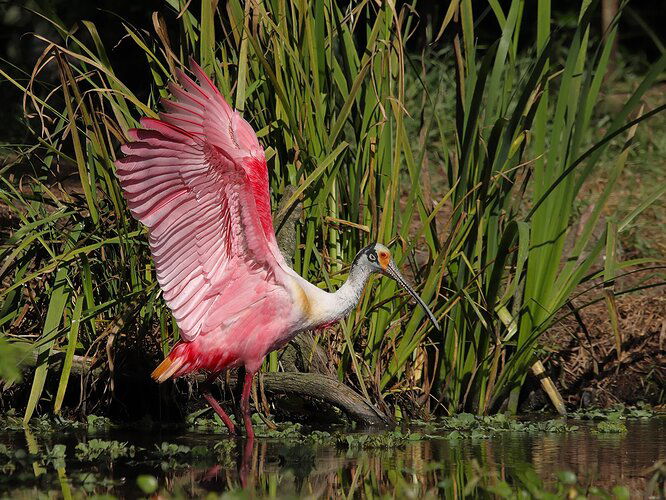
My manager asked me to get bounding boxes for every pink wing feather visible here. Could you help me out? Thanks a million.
[161,60,274,241]
[115,60,292,344]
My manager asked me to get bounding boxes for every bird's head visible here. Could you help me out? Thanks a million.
[352,243,440,330]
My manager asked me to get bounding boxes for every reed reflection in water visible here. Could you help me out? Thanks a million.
[2,419,664,498]
[163,420,665,498]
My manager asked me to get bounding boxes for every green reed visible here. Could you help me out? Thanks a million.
[0,0,664,421]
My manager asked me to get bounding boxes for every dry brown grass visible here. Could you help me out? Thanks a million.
[544,287,666,407]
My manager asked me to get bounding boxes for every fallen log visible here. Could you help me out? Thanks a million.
[207,371,390,426]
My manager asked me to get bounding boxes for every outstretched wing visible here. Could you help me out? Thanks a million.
[115,60,292,342]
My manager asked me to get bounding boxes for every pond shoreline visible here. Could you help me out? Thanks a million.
[1,414,664,498]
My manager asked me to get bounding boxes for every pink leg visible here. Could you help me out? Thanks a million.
[201,372,236,436]
[240,371,255,440]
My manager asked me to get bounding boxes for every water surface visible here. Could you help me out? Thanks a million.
[1,418,663,498]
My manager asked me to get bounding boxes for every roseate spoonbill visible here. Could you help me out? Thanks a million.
[115,59,439,439]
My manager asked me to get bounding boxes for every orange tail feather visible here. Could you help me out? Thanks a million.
[151,356,184,383]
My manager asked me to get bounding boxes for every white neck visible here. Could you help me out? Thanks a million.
[329,263,373,320]
[297,263,373,328]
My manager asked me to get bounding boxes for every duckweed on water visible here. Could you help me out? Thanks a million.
[69,472,124,493]
[592,421,629,434]
[86,415,115,431]
[254,421,304,439]
[43,443,67,468]
[213,440,235,454]
[570,403,654,420]
[243,422,422,449]
[0,411,117,436]
[186,410,235,433]
[154,442,191,457]
[186,413,585,446]
[338,431,422,450]
[306,430,334,444]
[2,412,83,433]
[431,413,579,437]
[1,442,69,474]
[75,439,135,461]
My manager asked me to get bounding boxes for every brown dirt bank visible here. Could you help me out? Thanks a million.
[542,288,665,409]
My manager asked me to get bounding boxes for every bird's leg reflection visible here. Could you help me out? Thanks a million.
[199,437,256,490]
[238,436,255,489]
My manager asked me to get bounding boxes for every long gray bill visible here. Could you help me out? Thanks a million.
[385,261,440,331]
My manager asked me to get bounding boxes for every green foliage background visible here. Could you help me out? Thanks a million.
[1,0,665,422]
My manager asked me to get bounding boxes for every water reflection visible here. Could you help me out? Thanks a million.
[1,419,664,498]
[158,420,665,498]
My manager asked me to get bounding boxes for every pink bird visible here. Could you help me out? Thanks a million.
[115,59,439,439]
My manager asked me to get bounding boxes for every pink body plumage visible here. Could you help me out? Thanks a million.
[116,60,307,382]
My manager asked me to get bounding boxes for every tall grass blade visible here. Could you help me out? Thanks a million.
[54,296,83,414]
[24,267,70,423]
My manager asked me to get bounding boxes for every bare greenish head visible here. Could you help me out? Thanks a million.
[352,243,440,331]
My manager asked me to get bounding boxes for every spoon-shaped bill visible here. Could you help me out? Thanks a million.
[384,261,440,331]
